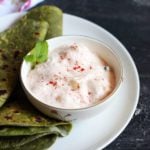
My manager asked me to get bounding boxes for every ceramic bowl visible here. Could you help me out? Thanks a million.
[20,35,123,121]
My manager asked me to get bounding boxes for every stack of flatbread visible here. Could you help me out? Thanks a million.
[0,6,71,150]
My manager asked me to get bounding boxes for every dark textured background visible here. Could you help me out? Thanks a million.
[39,0,150,149]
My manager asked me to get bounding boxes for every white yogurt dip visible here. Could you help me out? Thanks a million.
[26,43,115,109]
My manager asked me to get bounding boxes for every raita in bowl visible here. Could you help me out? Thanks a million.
[21,35,123,121]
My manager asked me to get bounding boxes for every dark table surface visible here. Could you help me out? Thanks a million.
[39,0,150,149]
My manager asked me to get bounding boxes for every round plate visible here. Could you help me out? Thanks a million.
[0,13,140,150]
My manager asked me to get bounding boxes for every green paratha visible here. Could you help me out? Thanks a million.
[0,133,50,149]
[0,101,57,127]
[23,5,63,39]
[0,125,70,137]
[0,88,71,149]
[0,126,54,136]
[0,122,71,149]
[0,134,57,150]
[0,19,49,107]
[0,88,71,128]
[14,134,57,150]
[0,6,71,150]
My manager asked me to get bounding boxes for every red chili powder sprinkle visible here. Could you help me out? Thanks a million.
[80,68,85,72]
[48,81,57,86]
[73,65,81,70]
[73,65,85,72]
[88,92,92,95]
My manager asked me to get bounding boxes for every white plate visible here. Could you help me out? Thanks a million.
[0,13,140,150]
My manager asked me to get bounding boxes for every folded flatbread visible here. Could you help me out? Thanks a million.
[0,6,71,150]
[0,88,71,149]
[23,5,63,39]
[0,19,49,107]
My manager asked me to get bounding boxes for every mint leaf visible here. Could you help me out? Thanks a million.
[24,54,36,62]
[35,41,48,63]
[24,41,48,68]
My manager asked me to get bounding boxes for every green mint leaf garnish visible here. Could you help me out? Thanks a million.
[24,41,48,68]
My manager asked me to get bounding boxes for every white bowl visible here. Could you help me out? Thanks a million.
[20,35,123,121]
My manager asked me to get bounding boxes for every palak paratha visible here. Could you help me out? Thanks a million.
[0,19,49,107]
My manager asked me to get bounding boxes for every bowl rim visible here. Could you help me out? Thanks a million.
[20,35,123,111]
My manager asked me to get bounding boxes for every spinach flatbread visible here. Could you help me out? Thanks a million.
[0,19,49,107]
[0,88,71,128]
[23,5,63,39]
[0,132,57,149]
[0,88,71,149]
[15,134,57,150]
[0,6,71,150]
[0,134,57,150]
[0,124,71,149]
[0,125,70,137]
